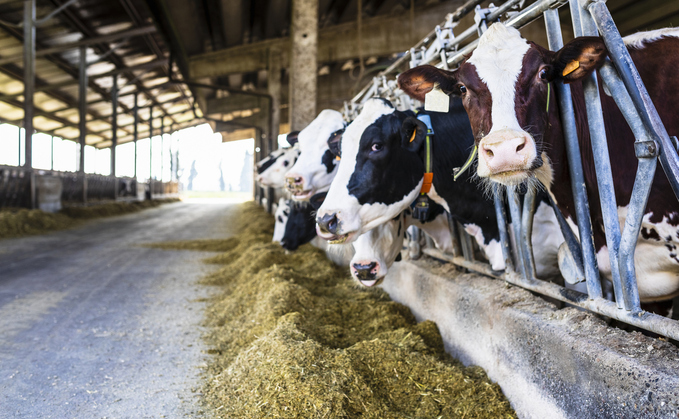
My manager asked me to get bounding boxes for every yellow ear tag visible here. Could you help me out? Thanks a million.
[409,128,417,143]
[563,60,580,76]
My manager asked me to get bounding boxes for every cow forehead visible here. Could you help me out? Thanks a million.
[467,23,530,131]
[297,109,345,152]
[342,99,394,153]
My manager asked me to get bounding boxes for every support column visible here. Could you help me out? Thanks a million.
[160,116,164,183]
[50,135,54,170]
[23,0,35,168]
[289,0,318,131]
[110,75,117,177]
[78,46,87,173]
[149,106,153,199]
[133,92,138,178]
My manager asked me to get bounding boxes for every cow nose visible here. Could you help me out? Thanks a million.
[285,174,305,193]
[317,213,339,235]
[480,135,531,174]
[352,262,378,283]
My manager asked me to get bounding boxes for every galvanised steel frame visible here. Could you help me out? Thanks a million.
[345,0,679,339]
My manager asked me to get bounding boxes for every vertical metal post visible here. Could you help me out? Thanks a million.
[23,0,35,169]
[78,46,87,174]
[507,188,530,282]
[149,106,153,198]
[17,127,21,166]
[133,92,138,179]
[50,135,54,171]
[493,185,515,274]
[544,7,602,299]
[160,116,164,183]
[111,74,118,178]
[521,189,538,280]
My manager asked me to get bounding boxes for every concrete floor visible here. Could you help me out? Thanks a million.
[0,199,243,419]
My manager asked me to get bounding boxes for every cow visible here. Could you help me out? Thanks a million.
[285,110,346,200]
[255,146,300,188]
[273,198,290,244]
[350,203,453,287]
[315,97,563,275]
[397,23,679,302]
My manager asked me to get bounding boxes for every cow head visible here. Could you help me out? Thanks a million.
[350,214,406,287]
[280,192,327,251]
[285,110,346,200]
[286,130,300,146]
[272,198,290,243]
[398,23,607,190]
[316,98,425,244]
[256,146,300,188]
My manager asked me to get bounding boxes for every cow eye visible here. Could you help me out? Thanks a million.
[371,143,383,152]
[458,84,467,94]
[283,160,289,167]
[539,68,548,80]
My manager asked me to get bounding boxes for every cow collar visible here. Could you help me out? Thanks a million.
[409,111,435,222]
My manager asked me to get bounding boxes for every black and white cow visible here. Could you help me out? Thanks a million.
[316,97,563,275]
[255,146,300,188]
[273,198,290,244]
[285,110,346,200]
[350,203,452,286]
[398,23,679,301]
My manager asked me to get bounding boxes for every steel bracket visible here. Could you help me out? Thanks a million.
[634,140,659,158]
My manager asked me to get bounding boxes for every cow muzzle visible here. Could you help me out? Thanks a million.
[351,261,381,287]
[315,212,354,244]
[285,174,314,200]
[477,129,537,185]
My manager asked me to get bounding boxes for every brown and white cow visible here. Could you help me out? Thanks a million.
[398,23,679,302]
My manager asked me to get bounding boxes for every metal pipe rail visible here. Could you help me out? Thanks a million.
[341,0,679,340]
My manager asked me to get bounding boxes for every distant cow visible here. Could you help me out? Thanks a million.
[273,198,290,244]
[398,23,679,302]
[255,146,300,188]
[285,110,346,200]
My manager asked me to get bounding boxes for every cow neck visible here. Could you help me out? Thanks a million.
[422,102,499,244]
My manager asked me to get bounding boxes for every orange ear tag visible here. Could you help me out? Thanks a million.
[562,60,580,76]
[335,155,341,161]
[409,128,417,143]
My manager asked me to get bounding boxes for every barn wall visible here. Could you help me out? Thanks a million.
[381,260,679,419]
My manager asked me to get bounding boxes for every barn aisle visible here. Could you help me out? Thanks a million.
[0,199,242,419]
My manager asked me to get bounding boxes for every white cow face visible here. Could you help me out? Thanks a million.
[316,98,423,244]
[284,109,345,201]
[350,214,406,286]
[256,146,300,188]
[272,198,290,243]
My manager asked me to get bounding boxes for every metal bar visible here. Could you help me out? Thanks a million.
[78,46,87,173]
[507,188,530,281]
[568,0,583,36]
[588,1,679,201]
[521,189,538,280]
[35,0,78,26]
[149,107,153,182]
[574,1,626,307]
[544,7,602,299]
[134,93,138,179]
[493,184,515,274]
[447,212,463,258]
[0,25,157,67]
[50,135,54,170]
[458,221,474,262]
[111,75,118,177]
[23,0,35,169]
[160,115,164,182]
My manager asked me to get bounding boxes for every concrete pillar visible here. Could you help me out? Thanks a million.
[268,49,282,150]
[289,0,318,131]
[23,0,35,169]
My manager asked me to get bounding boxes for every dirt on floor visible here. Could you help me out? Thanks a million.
[0,198,180,239]
[151,201,517,419]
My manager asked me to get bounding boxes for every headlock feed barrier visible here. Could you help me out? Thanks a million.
[342,0,679,340]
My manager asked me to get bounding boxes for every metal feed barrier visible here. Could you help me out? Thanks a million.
[344,0,679,340]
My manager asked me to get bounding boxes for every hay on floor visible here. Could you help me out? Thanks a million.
[154,201,517,419]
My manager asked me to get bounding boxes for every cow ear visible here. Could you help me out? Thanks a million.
[550,36,607,83]
[398,65,458,102]
[401,116,427,152]
[309,192,327,211]
[327,129,344,159]
[286,131,300,146]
